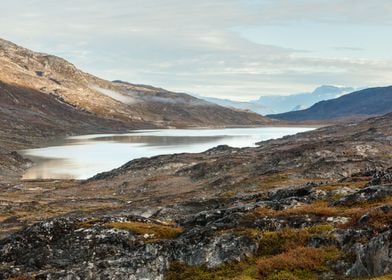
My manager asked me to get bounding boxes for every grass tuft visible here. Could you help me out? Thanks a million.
[257,246,339,278]
[265,269,317,280]
[106,221,183,240]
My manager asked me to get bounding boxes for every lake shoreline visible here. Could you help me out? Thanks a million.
[20,127,316,180]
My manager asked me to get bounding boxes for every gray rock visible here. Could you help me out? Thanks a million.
[367,169,392,186]
[333,185,392,206]
[174,230,257,267]
[0,215,258,279]
[347,229,392,277]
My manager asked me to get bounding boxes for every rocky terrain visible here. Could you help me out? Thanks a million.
[1,112,392,279]
[268,86,392,121]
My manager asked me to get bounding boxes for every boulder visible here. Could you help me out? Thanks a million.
[347,229,392,277]
[333,185,392,206]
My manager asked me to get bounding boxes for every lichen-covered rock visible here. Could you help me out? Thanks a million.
[267,183,316,201]
[333,185,392,206]
[367,169,392,186]
[0,217,173,279]
[0,214,258,279]
[174,229,257,267]
[347,229,392,277]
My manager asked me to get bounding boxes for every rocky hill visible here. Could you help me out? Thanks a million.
[1,113,392,279]
[0,38,270,129]
[268,86,392,121]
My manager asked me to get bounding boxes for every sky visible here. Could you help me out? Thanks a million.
[1,0,392,101]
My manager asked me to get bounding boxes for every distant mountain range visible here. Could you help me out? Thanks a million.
[197,85,355,115]
[268,86,392,121]
[194,96,275,115]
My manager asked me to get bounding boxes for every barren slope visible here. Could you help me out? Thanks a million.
[0,38,270,128]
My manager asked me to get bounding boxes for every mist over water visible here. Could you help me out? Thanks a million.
[21,127,315,180]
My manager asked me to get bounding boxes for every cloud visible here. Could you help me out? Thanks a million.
[0,0,392,100]
[334,47,365,52]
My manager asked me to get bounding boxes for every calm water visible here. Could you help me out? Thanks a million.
[21,127,314,180]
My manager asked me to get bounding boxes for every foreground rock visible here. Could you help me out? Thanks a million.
[1,180,392,279]
[0,215,257,279]
[348,229,392,277]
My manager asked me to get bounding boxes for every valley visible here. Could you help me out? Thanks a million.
[0,38,272,185]
[0,37,391,280]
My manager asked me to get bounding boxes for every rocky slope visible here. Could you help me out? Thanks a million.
[1,113,391,279]
[0,38,270,129]
[268,86,392,121]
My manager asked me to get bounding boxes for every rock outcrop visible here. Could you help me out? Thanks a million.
[348,229,392,277]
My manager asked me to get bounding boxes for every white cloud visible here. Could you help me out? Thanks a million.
[0,0,392,100]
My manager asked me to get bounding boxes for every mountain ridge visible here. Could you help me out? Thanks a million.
[268,85,392,121]
[0,38,271,130]
[197,85,354,115]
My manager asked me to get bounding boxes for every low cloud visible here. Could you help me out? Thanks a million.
[91,86,137,105]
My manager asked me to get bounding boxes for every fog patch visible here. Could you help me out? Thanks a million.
[91,85,216,107]
[91,86,137,104]
[139,95,211,106]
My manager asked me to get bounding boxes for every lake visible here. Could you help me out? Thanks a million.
[21,127,315,180]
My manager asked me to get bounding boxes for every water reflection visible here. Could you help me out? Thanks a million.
[91,135,231,146]
[21,127,314,180]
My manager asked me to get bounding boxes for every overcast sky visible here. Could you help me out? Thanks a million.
[1,0,392,100]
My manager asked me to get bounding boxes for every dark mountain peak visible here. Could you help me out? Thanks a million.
[268,85,392,121]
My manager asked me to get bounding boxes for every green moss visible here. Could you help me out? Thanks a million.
[219,191,236,199]
[261,173,290,188]
[257,246,340,278]
[257,229,310,256]
[77,218,100,229]
[266,269,317,280]
[332,193,345,201]
[164,260,257,280]
[107,221,183,240]
[306,224,334,234]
